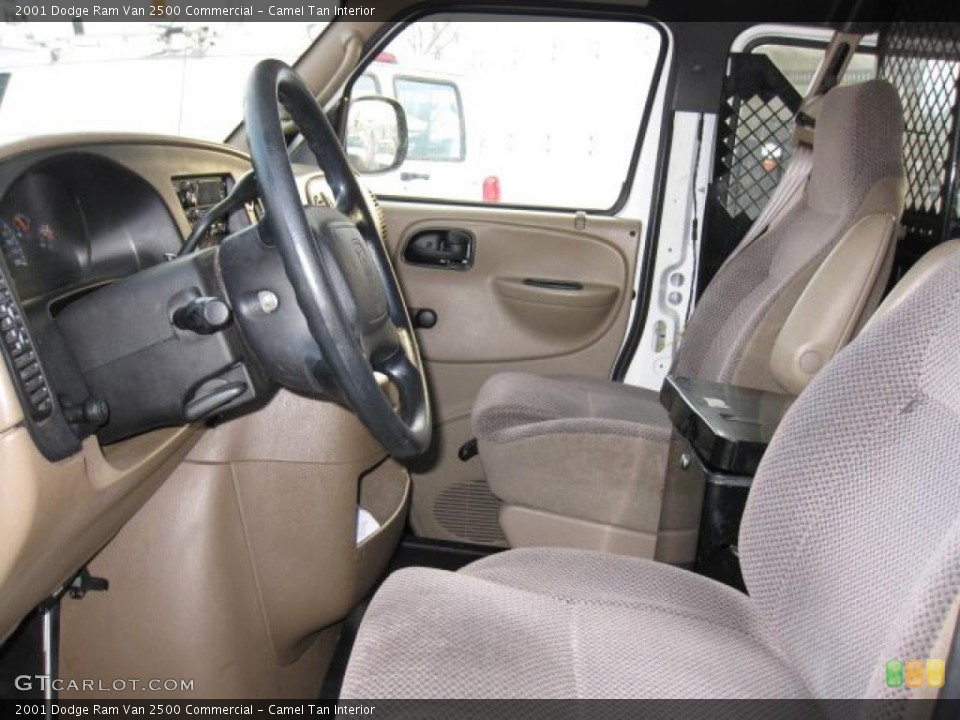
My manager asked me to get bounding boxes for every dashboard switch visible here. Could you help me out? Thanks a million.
[62,397,109,428]
[13,351,34,370]
[0,271,53,421]
[19,361,40,381]
[24,375,44,394]
[172,296,233,335]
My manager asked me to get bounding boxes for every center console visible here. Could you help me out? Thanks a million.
[660,376,795,590]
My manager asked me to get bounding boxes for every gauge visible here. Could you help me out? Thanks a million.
[0,219,27,268]
[0,173,86,299]
[12,212,30,235]
[37,222,56,251]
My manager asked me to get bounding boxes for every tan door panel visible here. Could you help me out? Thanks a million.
[381,202,642,544]
[390,213,632,363]
[492,278,621,346]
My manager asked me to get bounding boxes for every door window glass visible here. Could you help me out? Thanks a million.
[349,19,664,210]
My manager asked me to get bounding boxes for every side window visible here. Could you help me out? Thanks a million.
[751,43,878,94]
[353,19,664,210]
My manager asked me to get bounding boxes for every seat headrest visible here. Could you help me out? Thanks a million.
[808,79,905,217]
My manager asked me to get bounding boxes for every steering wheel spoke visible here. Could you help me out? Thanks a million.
[372,330,425,418]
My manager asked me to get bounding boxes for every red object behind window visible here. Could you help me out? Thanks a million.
[482,176,501,203]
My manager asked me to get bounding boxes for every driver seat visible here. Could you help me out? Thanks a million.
[341,248,960,700]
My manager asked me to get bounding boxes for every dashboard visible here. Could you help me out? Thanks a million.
[0,138,259,461]
[0,154,245,307]
[0,126,405,663]
[0,134,337,645]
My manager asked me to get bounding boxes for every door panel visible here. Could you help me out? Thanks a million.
[381,201,642,544]
[395,214,631,363]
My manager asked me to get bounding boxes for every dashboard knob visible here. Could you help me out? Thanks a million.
[63,397,109,428]
[172,296,232,335]
[414,308,438,329]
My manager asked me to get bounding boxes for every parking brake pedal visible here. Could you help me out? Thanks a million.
[458,438,478,462]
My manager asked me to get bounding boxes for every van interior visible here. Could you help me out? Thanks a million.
[0,0,959,706]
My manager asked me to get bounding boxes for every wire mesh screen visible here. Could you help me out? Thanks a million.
[720,94,796,220]
[879,16,960,250]
[698,53,803,295]
[713,54,804,222]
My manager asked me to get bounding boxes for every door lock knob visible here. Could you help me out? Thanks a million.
[414,308,438,329]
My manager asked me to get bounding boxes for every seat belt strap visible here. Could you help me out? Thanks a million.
[723,141,813,263]
[718,31,865,271]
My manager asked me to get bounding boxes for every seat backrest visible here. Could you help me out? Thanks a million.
[739,250,960,700]
[673,80,906,395]
[864,238,960,331]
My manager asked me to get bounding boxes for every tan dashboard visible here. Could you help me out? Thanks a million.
[0,135,408,699]
[0,135,262,644]
[0,135,354,649]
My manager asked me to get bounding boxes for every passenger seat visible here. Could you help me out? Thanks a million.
[473,79,907,560]
[865,239,960,329]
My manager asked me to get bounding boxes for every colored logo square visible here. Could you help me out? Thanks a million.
[885,660,904,688]
[926,659,945,688]
[905,659,925,688]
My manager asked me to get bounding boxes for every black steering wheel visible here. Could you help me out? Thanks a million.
[243,59,431,458]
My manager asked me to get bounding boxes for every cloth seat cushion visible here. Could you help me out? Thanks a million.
[473,373,671,531]
[341,547,808,699]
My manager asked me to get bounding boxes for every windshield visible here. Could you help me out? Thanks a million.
[0,22,328,145]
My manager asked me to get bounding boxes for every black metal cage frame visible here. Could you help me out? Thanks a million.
[878,12,960,274]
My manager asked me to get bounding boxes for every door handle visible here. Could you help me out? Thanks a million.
[522,278,584,291]
[403,229,475,270]
[401,172,431,182]
[493,278,619,308]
